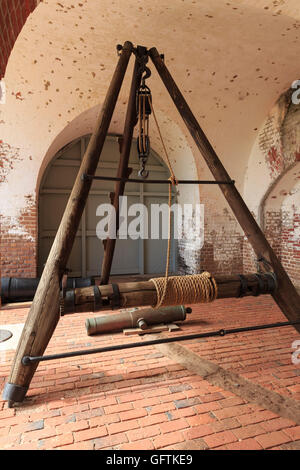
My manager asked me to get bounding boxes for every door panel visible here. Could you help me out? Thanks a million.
[38,135,176,277]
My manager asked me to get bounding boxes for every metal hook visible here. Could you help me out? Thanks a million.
[141,65,151,85]
[138,167,149,179]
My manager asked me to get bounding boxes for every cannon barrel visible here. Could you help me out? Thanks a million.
[1,277,95,303]
[61,272,278,315]
[85,305,192,335]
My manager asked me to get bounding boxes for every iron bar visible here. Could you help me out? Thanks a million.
[82,173,235,185]
[22,320,300,365]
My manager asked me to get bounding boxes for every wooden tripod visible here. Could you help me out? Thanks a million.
[3,41,300,407]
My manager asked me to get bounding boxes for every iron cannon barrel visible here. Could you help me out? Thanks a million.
[0,277,95,303]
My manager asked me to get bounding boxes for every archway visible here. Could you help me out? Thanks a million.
[38,134,177,277]
[261,99,300,289]
[243,94,300,286]
[262,164,300,289]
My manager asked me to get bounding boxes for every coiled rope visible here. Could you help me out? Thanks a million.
[147,97,218,308]
[150,272,218,308]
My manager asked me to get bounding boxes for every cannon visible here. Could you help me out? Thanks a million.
[0,277,95,304]
[85,305,192,335]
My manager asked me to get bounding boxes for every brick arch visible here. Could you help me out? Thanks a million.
[263,163,300,289]
[0,0,38,79]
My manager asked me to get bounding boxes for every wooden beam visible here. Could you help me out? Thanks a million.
[149,47,300,333]
[2,41,134,406]
[100,55,142,285]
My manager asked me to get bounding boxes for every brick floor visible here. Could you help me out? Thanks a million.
[0,295,299,450]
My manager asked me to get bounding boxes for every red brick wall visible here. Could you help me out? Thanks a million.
[0,205,38,277]
[264,210,300,288]
[0,139,37,278]
[178,218,244,276]
[264,211,282,259]
[281,212,300,285]
[0,0,37,79]
[242,208,300,290]
[199,229,244,276]
[242,242,257,274]
[0,1,38,291]
[242,95,300,288]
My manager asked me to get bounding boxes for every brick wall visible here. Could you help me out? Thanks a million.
[264,209,300,288]
[263,100,300,288]
[0,1,38,289]
[0,139,37,278]
[0,205,37,277]
[198,230,244,276]
[281,211,300,285]
[242,94,300,288]
[242,241,257,274]
[264,211,282,258]
[0,0,37,79]
[178,214,244,276]
[242,208,300,289]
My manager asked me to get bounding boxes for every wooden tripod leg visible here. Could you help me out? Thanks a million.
[2,41,134,406]
[100,56,142,285]
[149,47,300,333]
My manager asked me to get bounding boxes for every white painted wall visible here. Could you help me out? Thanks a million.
[1,0,300,265]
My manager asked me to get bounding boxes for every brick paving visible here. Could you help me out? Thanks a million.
[0,295,299,450]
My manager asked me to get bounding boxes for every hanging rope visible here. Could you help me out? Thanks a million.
[146,98,218,308]
[150,272,218,308]
[147,98,177,184]
[146,95,180,307]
